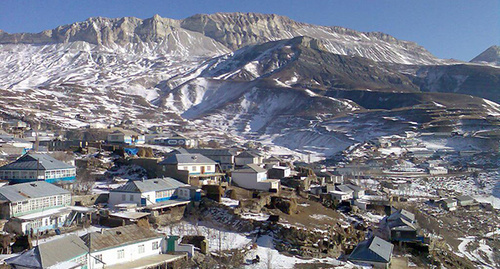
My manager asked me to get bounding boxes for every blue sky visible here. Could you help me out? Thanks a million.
[0,0,498,61]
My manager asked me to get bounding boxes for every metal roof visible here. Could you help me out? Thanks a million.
[349,236,393,264]
[5,234,87,268]
[159,153,216,165]
[81,225,162,252]
[111,177,188,193]
[237,151,262,158]
[233,164,267,173]
[0,153,74,171]
[335,185,354,194]
[185,148,236,157]
[0,181,70,202]
[456,195,474,202]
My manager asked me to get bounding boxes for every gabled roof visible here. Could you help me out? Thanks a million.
[159,153,216,165]
[111,178,188,193]
[0,181,70,202]
[109,129,140,136]
[386,209,418,231]
[185,148,236,157]
[335,185,354,194]
[81,225,162,252]
[349,236,393,264]
[237,151,262,158]
[345,184,363,192]
[0,153,74,171]
[233,164,267,173]
[456,195,474,202]
[5,234,87,268]
[387,209,415,222]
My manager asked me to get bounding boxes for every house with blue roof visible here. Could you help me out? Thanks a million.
[0,153,76,184]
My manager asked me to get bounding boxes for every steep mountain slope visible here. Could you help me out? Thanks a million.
[470,45,500,66]
[181,12,443,65]
[413,64,500,103]
[0,13,498,158]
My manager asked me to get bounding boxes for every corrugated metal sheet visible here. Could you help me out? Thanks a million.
[0,153,74,171]
[81,225,162,252]
[0,181,70,202]
[111,178,188,193]
[159,153,216,165]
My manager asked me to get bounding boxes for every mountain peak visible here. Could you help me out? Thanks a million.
[470,45,500,66]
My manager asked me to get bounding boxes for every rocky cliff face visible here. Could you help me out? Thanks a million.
[0,13,442,65]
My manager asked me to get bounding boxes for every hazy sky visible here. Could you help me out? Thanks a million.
[1,0,498,61]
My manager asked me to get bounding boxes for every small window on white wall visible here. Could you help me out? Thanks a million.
[138,244,145,254]
[117,249,125,259]
[152,241,159,250]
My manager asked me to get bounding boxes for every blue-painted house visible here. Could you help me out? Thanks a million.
[108,177,197,208]
[0,153,76,184]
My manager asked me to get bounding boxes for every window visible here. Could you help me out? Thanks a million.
[192,166,197,171]
[95,254,102,264]
[206,166,211,171]
[117,249,125,259]
[152,241,159,250]
[129,195,134,201]
[122,194,126,201]
[138,244,145,254]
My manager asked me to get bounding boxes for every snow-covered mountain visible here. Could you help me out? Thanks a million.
[470,45,500,66]
[0,13,498,159]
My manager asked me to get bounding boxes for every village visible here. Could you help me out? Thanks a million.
[0,119,497,269]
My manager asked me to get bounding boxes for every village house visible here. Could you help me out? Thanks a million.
[7,225,188,269]
[380,209,421,242]
[82,225,187,269]
[437,198,457,211]
[429,166,448,176]
[0,181,71,219]
[5,234,89,268]
[234,151,263,166]
[108,177,192,208]
[329,190,352,202]
[335,185,355,199]
[107,129,145,145]
[185,148,237,171]
[0,182,77,236]
[267,166,292,179]
[314,170,344,185]
[455,195,476,207]
[158,153,225,186]
[0,153,76,184]
[153,133,198,148]
[0,135,33,155]
[231,164,280,192]
[348,236,394,268]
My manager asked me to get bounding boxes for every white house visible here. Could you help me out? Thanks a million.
[0,181,71,219]
[231,164,280,192]
[344,184,365,199]
[108,177,190,208]
[6,225,187,269]
[429,167,448,176]
[159,153,224,185]
[335,185,355,199]
[235,151,263,166]
[329,190,352,202]
[107,129,145,145]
